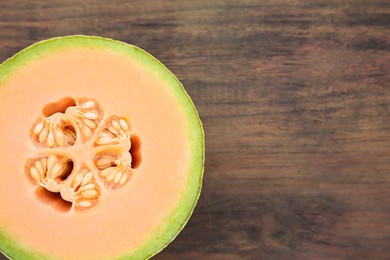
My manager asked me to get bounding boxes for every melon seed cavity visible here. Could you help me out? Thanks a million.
[25,97,141,211]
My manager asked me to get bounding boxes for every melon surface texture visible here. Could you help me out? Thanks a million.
[0,36,204,260]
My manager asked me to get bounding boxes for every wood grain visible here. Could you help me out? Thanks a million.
[0,0,389,259]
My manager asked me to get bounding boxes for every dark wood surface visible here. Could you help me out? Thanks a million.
[1,0,389,259]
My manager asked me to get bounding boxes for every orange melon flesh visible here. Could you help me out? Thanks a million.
[0,36,204,259]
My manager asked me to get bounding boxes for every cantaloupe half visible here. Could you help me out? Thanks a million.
[0,36,204,259]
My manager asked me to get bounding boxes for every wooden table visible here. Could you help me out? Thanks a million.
[0,0,389,259]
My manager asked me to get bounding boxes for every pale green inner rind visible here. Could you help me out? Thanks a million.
[0,229,51,260]
[0,36,204,260]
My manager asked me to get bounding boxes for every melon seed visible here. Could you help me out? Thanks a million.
[30,167,40,181]
[119,173,128,185]
[53,129,65,146]
[47,132,55,147]
[51,163,64,179]
[82,101,95,109]
[112,120,120,129]
[80,183,95,191]
[83,118,96,129]
[35,160,44,174]
[47,154,57,173]
[119,119,129,130]
[72,173,84,188]
[82,190,98,199]
[33,122,44,134]
[79,201,92,208]
[40,158,47,171]
[108,126,118,135]
[114,171,122,183]
[81,172,93,185]
[96,158,113,168]
[96,137,111,145]
[106,170,118,182]
[38,127,48,143]
[101,167,115,177]
[84,112,98,120]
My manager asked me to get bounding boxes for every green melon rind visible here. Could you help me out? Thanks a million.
[0,36,204,260]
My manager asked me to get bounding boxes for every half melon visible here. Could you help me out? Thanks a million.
[0,36,204,259]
